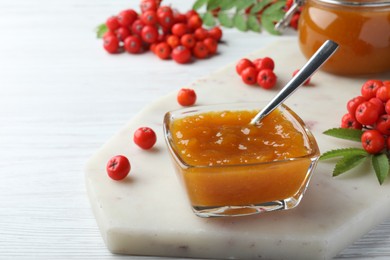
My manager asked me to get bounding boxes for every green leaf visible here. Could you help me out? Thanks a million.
[372,153,389,185]
[219,0,237,10]
[260,1,286,35]
[333,154,367,177]
[202,11,217,26]
[262,0,286,16]
[323,128,363,142]
[193,0,209,10]
[207,0,222,11]
[250,0,273,14]
[233,13,247,31]
[235,0,256,11]
[96,23,108,39]
[218,12,234,28]
[247,14,261,32]
[320,148,368,160]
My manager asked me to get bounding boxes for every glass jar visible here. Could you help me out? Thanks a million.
[291,0,390,75]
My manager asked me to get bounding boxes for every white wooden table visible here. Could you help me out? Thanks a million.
[1,0,389,259]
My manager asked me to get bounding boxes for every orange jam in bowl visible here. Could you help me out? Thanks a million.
[298,0,390,75]
[163,103,320,217]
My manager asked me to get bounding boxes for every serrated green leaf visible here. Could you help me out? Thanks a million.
[247,14,261,32]
[250,0,273,14]
[333,154,367,177]
[260,1,286,35]
[372,153,389,185]
[262,0,286,15]
[320,148,368,161]
[235,0,257,11]
[219,0,237,10]
[202,11,217,26]
[260,15,281,35]
[96,23,108,39]
[193,0,209,10]
[207,0,222,11]
[218,12,234,28]
[233,13,247,31]
[323,128,363,142]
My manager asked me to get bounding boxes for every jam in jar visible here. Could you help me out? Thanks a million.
[292,0,390,75]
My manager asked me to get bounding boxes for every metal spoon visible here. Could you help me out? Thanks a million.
[250,40,339,125]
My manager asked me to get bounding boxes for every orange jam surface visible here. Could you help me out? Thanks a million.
[298,0,390,75]
[169,109,314,207]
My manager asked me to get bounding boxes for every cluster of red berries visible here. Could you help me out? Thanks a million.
[342,79,390,154]
[102,0,223,64]
[235,57,277,89]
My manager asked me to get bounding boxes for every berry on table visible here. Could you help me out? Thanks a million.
[134,127,157,150]
[118,9,138,27]
[180,34,196,49]
[355,101,380,125]
[131,19,145,36]
[177,88,197,106]
[115,27,131,42]
[361,79,383,99]
[158,10,175,28]
[141,10,158,25]
[254,57,275,71]
[103,35,120,54]
[106,16,120,31]
[203,37,218,55]
[155,42,171,59]
[103,31,116,40]
[194,28,209,41]
[346,96,366,118]
[141,25,159,43]
[241,67,258,85]
[192,41,209,59]
[341,113,362,129]
[140,0,158,13]
[185,10,199,19]
[257,69,277,89]
[187,14,203,31]
[208,27,222,42]
[106,155,131,181]
[361,129,385,154]
[171,23,188,37]
[124,35,142,54]
[172,45,191,64]
[369,97,385,115]
[376,114,390,135]
[236,58,254,75]
[157,5,174,16]
[376,84,390,102]
[166,34,180,48]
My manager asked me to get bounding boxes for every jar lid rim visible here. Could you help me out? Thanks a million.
[313,0,390,7]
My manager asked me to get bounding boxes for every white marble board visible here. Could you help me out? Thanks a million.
[85,39,390,259]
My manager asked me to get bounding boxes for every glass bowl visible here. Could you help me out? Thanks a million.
[163,103,320,218]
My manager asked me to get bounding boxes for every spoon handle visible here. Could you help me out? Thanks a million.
[250,40,339,125]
